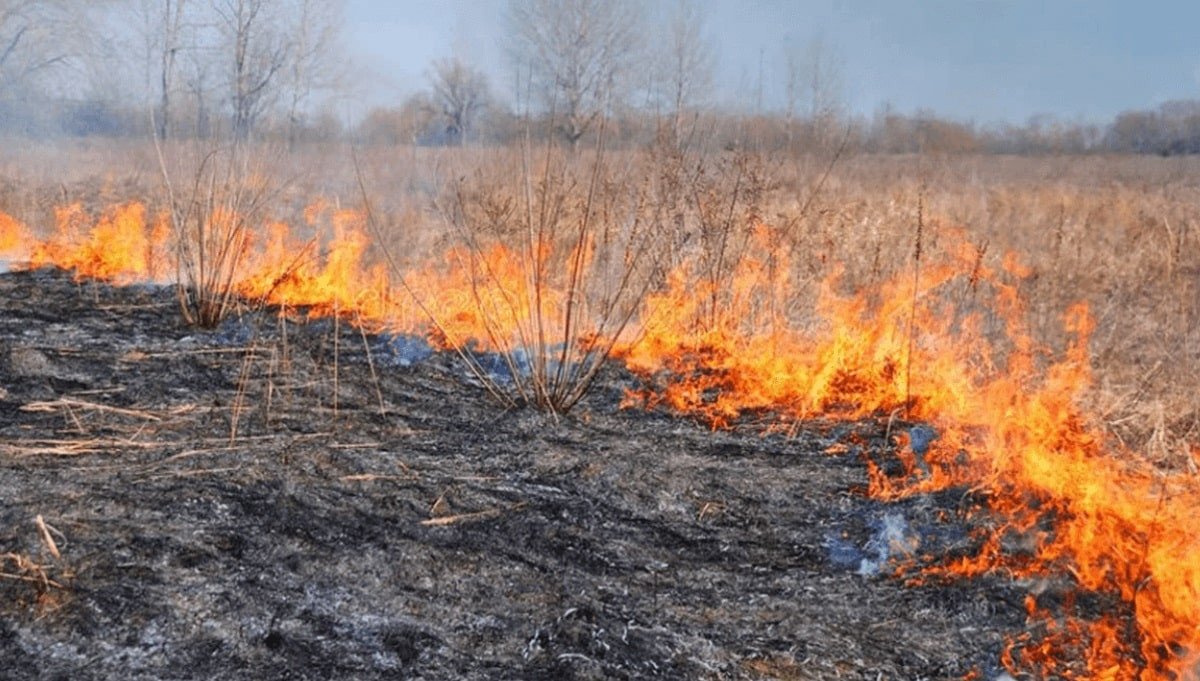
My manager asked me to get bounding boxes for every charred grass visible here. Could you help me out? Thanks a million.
[5,144,1197,459]
[0,267,1027,679]
[2,143,1199,676]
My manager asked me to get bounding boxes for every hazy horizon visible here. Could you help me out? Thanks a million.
[346,0,1200,126]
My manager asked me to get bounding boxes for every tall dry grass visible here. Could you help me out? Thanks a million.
[2,140,1197,454]
[766,153,1200,466]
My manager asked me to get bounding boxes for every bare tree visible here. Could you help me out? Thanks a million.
[0,1,122,134]
[656,0,713,142]
[507,0,642,149]
[428,56,489,146]
[212,0,288,140]
[784,35,844,149]
[128,0,191,139]
[155,0,188,139]
[282,0,342,148]
[180,38,216,138]
[0,1,84,97]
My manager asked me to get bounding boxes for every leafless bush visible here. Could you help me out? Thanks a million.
[156,139,279,328]
[378,137,669,415]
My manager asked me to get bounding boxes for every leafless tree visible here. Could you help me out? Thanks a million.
[784,35,844,149]
[428,56,490,146]
[180,37,216,138]
[507,0,642,149]
[0,1,86,98]
[655,0,713,142]
[212,0,289,140]
[127,0,192,139]
[282,0,343,148]
[0,0,123,135]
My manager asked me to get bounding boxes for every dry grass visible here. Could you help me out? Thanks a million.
[767,153,1200,467]
[2,141,1197,457]
[0,515,71,615]
[414,146,1200,442]
[409,139,670,414]
[155,140,286,328]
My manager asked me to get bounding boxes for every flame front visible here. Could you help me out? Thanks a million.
[626,221,1200,678]
[24,203,171,284]
[2,201,1197,679]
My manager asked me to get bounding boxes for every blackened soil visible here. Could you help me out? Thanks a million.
[0,268,1026,680]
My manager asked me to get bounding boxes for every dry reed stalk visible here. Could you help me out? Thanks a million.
[352,310,389,418]
[20,398,165,421]
[419,502,527,527]
[341,474,417,483]
[34,516,61,561]
[135,466,242,482]
[0,438,165,457]
[905,185,925,418]
[0,553,63,590]
[229,318,261,444]
[332,300,340,419]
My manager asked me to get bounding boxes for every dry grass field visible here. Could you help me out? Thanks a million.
[4,141,1197,459]
[3,137,1200,678]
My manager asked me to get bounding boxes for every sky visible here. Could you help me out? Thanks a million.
[344,0,1200,125]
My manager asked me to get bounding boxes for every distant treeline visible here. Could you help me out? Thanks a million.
[6,96,1200,156]
[357,98,1200,155]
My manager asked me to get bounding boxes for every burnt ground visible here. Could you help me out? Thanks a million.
[0,267,1031,680]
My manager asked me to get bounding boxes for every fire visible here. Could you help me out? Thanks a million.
[24,203,172,284]
[2,200,1199,678]
[626,221,1200,678]
[235,209,399,327]
[230,204,580,350]
[0,212,33,258]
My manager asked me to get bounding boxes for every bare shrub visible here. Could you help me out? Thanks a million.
[156,139,279,328]
[378,139,668,415]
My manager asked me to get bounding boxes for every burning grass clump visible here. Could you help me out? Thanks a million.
[410,141,668,415]
[622,211,1200,678]
[157,141,280,329]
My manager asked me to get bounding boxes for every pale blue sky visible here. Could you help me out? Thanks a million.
[344,0,1200,124]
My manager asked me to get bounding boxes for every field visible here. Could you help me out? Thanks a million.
[2,139,1200,678]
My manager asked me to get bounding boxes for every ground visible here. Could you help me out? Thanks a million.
[0,268,1028,680]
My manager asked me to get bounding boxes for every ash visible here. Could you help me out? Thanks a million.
[0,268,1027,680]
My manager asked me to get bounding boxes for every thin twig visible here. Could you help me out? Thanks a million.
[419,502,527,527]
[905,184,925,418]
[20,398,166,422]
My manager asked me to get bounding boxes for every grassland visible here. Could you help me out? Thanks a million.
[6,136,1200,677]
[3,139,1195,465]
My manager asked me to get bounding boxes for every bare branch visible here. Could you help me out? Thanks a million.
[507,0,642,148]
[428,56,490,146]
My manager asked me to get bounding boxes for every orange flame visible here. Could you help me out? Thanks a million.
[237,207,396,326]
[19,203,171,284]
[0,212,34,259]
[626,222,1200,678]
[2,201,1199,678]
[231,202,579,350]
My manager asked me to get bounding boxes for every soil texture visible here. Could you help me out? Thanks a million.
[0,268,1028,680]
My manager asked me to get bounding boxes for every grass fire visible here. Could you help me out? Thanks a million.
[3,2,1200,679]
[3,146,1200,679]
